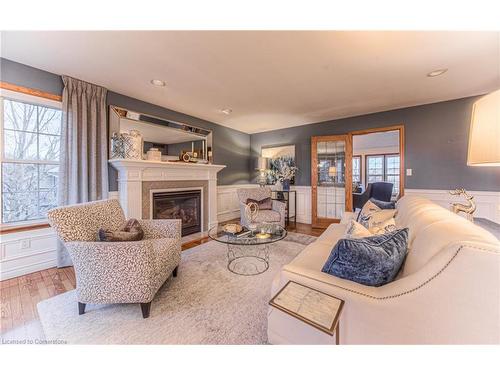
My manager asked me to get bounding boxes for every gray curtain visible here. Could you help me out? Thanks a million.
[57,76,109,267]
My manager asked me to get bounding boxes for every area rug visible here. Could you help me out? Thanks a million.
[37,232,316,344]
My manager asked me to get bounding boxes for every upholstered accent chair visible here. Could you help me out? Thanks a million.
[353,182,394,210]
[237,187,286,228]
[47,199,181,318]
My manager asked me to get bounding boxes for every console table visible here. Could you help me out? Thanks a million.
[271,190,296,228]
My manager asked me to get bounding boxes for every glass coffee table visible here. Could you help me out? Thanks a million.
[208,223,287,276]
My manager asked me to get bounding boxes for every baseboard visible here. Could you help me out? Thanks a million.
[1,258,57,280]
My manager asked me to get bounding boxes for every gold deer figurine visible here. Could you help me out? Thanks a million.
[449,188,476,222]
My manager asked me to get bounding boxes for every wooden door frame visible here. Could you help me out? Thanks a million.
[348,124,405,197]
[311,134,353,228]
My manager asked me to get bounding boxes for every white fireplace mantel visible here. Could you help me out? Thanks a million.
[109,159,226,229]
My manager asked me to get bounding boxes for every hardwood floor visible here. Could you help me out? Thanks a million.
[0,222,323,339]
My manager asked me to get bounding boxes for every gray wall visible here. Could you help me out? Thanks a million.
[2,57,498,192]
[1,58,251,188]
[251,97,500,191]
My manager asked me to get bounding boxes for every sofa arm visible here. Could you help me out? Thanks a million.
[65,240,157,303]
[139,219,181,240]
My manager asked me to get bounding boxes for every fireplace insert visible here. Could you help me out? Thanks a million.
[152,190,201,236]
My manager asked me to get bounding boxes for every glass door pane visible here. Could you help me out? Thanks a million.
[316,139,346,220]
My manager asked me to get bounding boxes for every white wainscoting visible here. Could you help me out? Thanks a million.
[4,186,495,280]
[405,189,500,223]
[274,187,500,225]
[216,184,256,223]
[216,185,314,224]
[0,227,58,280]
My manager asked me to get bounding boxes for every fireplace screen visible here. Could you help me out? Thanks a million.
[152,190,201,236]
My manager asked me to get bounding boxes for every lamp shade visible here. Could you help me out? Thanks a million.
[467,89,500,166]
[257,157,269,170]
[328,166,337,176]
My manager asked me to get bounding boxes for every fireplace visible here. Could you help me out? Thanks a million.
[152,190,202,236]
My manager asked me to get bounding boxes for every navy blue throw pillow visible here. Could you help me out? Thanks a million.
[369,198,396,210]
[321,228,409,287]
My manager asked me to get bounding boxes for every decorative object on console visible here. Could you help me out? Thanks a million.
[449,188,476,222]
[321,228,409,287]
[98,218,144,242]
[256,157,269,187]
[146,147,162,161]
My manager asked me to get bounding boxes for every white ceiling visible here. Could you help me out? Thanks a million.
[2,31,499,134]
[353,130,399,152]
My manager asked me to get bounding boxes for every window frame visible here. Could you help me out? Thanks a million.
[352,155,362,184]
[364,153,401,194]
[0,88,62,231]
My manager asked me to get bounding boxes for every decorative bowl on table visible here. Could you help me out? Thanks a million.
[223,223,243,235]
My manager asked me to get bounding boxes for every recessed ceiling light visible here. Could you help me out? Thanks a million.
[221,108,232,115]
[427,69,448,77]
[150,79,166,87]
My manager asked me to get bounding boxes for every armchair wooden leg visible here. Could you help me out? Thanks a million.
[141,302,151,319]
[173,266,179,278]
[78,302,86,315]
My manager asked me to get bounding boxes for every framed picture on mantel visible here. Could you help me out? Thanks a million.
[262,144,296,185]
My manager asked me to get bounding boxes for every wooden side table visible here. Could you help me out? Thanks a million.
[271,190,297,228]
[269,281,344,344]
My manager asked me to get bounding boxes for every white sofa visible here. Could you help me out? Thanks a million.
[268,195,500,344]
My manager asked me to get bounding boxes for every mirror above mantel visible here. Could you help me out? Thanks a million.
[109,105,213,162]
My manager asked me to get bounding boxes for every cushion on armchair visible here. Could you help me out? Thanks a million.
[98,218,144,242]
[322,228,409,287]
[246,197,273,210]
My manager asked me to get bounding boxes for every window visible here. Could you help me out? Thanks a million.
[366,155,384,183]
[385,155,400,195]
[352,156,361,183]
[1,94,62,224]
[366,154,400,195]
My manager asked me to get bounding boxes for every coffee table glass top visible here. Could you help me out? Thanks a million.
[208,223,287,245]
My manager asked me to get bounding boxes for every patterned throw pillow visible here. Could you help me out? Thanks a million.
[322,228,409,286]
[246,197,272,210]
[357,200,396,229]
[345,218,397,238]
[98,218,144,242]
[345,220,373,238]
[369,217,397,235]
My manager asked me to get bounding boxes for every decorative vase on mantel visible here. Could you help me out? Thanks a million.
[274,180,282,191]
[282,179,291,191]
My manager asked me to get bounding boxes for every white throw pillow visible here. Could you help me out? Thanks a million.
[345,219,373,238]
[358,200,396,229]
[369,217,397,235]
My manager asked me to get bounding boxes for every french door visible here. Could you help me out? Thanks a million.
[311,135,352,228]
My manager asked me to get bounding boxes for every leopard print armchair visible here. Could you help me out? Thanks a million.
[237,187,286,228]
[47,199,181,318]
